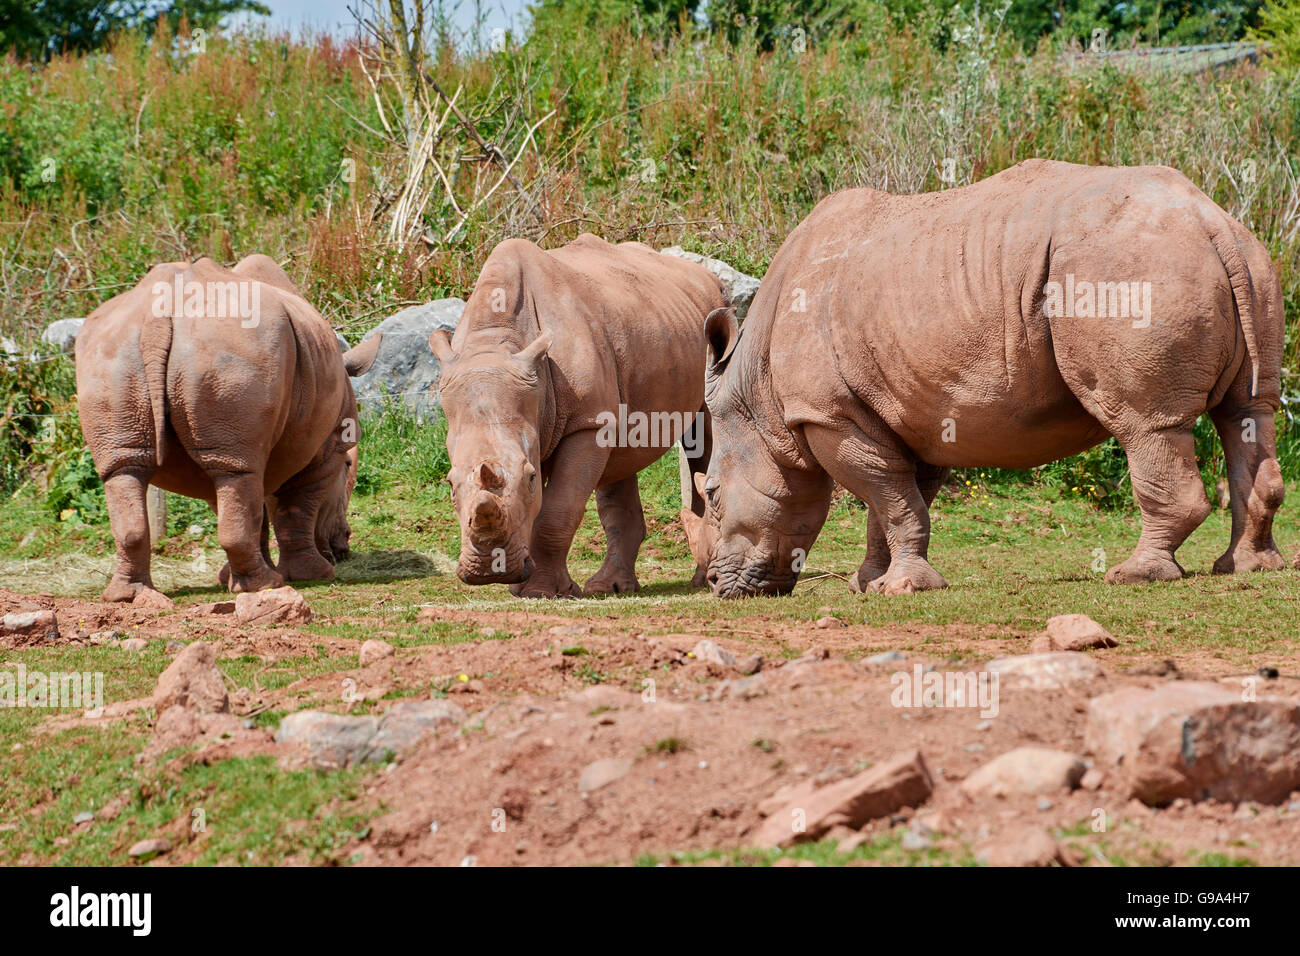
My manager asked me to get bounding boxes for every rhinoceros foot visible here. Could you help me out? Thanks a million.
[510,568,582,599]
[584,567,640,596]
[102,578,157,604]
[1214,543,1286,575]
[277,548,337,583]
[218,561,285,594]
[861,557,947,596]
[1104,551,1184,585]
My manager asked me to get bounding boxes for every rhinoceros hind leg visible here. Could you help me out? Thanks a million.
[1105,425,1210,584]
[214,472,283,593]
[1210,401,1286,574]
[585,476,645,595]
[102,469,161,602]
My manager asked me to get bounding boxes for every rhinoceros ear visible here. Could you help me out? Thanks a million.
[515,331,552,370]
[343,333,382,377]
[704,307,739,374]
[429,328,457,364]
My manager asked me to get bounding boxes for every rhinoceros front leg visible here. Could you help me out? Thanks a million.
[272,478,338,583]
[510,431,608,599]
[1105,425,1212,584]
[102,469,164,603]
[851,462,949,593]
[805,420,948,595]
[585,475,646,595]
[213,472,284,593]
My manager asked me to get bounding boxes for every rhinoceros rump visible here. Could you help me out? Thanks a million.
[76,255,380,602]
[430,234,726,598]
[700,159,1285,597]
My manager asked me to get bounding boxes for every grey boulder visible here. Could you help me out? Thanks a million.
[351,298,465,418]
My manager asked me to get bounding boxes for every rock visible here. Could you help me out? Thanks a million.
[814,616,844,629]
[193,601,235,615]
[359,640,396,666]
[132,588,175,609]
[1080,768,1105,790]
[976,824,1064,867]
[985,651,1103,690]
[960,747,1086,798]
[1,610,58,643]
[334,331,350,353]
[120,637,148,652]
[127,837,172,860]
[234,586,312,626]
[164,640,186,656]
[41,318,83,354]
[153,641,229,714]
[126,842,170,863]
[736,654,763,676]
[1033,614,1118,653]
[73,811,94,825]
[351,298,465,418]
[867,650,906,664]
[369,699,466,754]
[578,757,634,793]
[1084,682,1300,805]
[88,629,122,645]
[691,639,736,669]
[277,698,464,769]
[753,749,934,848]
[658,247,762,319]
[276,711,381,769]
[900,828,932,851]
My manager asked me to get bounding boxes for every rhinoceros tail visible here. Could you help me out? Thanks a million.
[1209,226,1261,398]
[140,310,173,465]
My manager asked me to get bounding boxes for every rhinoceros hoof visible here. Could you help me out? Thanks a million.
[1104,553,1184,584]
[864,559,947,595]
[584,570,640,595]
[278,551,337,583]
[510,573,582,599]
[1213,546,1286,574]
[222,564,285,594]
[102,579,151,603]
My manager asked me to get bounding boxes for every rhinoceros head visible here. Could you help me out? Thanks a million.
[700,308,833,598]
[431,328,552,585]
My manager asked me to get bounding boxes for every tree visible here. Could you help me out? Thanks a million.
[0,0,270,62]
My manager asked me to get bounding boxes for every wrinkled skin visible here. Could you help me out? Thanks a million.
[702,160,1286,598]
[431,234,725,598]
[76,254,380,602]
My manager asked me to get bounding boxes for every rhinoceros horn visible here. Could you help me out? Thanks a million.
[470,491,507,539]
[479,460,506,490]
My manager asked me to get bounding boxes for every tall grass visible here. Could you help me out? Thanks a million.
[2,16,1299,506]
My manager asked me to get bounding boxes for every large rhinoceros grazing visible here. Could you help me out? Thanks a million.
[699,159,1285,598]
[76,255,381,603]
[430,234,725,598]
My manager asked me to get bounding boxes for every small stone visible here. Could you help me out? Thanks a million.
[120,637,148,652]
[901,829,932,851]
[234,586,313,626]
[73,811,94,825]
[1080,768,1105,791]
[815,616,844,629]
[359,640,396,667]
[1035,614,1119,652]
[1037,797,1054,811]
[1,610,59,643]
[164,640,186,656]
[976,824,1063,867]
[691,639,736,669]
[153,641,229,714]
[132,589,175,610]
[867,650,906,664]
[127,838,172,859]
[985,652,1104,690]
[88,629,122,645]
[736,655,763,676]
[187,524,205,536]
[960,747,1086,798]
[578,757,633,793]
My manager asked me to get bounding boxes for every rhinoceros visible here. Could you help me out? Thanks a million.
[76,254,380,603]
[429,234,725,598]
[698,159,1285,597]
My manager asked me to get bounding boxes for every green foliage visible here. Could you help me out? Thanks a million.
[355,404,451,496]
[1254,0,1300,65]
[0,0,271,61]
[0,351,75,496]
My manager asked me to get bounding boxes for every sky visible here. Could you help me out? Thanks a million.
[232,0,534,39]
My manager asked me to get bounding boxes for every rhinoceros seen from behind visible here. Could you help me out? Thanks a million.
[76,254,380,603]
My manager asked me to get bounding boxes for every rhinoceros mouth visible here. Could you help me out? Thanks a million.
[707,559,796,599]
[457,553,534,586]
